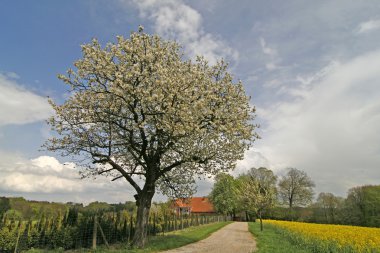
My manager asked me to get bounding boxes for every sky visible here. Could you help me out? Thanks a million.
[1,0,380,204]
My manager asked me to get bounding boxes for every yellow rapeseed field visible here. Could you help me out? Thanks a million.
[265,219,380,252]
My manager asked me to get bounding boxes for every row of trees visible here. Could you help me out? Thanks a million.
[0,203,227,252]
[309,185,380,227]
[210,167,315,230]
[210,168,380,228]
[0,197,137,221]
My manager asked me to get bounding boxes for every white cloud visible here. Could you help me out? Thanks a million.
[263,79,282,89]
[251,50,380,196]
[259,37,277,56]
[4,72,20,79]
[356,19,380,34]
[265,63,278,70]
[0,152,136,203]
[129,0,238,64]
[0,154,81,193]
[235,149,271,175]
[296,61,340,86]
[0,73,53,126]
[258,37,281,71]
[1,173,82,193]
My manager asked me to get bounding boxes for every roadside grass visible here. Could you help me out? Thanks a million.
[248,222,311,253]
[26,221,231,253]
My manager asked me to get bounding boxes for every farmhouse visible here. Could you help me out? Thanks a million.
[172,197,215,215]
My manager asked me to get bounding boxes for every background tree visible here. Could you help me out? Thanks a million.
[237,167,277,231]
[315,192,343,224]
[343,185,380,227]
[209,173,240,218]
[45,28,258,247]
[278,168,315,220]
[0,197,10,220]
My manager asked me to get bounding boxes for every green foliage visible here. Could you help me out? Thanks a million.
[0,197,11,219]
[278,168,315,220]
[64,207,79,226]
[237,167,277,228]
[311,192,344,224]
[342,185,380,227]
[0,201,226,252]
[110,201,136,213]
[209,173,240,216]
[83,202,112,213]
[0,227,17,252]
[3,197,69,221]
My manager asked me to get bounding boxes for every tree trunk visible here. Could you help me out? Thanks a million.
[92,215,97,250]
[132,185,155,248]
[289,200,293,221]
[259,210,263,231]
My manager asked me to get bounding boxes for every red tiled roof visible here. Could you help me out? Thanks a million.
[174,197,215,213]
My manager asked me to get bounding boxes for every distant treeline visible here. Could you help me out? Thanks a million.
[0,197,136,221]
[265,185,380,227]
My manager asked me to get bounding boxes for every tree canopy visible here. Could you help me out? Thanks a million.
[315,192,343,224]
[344,185,380,227]
[0,197,10,219]
[278,168,315,219]
[45,28,258,247]
[237,167,277,230]
[209,173,240,217]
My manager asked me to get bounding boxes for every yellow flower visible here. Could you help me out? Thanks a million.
[265,219,380,252]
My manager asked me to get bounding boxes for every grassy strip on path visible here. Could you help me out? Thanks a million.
[248,222,310,253]
[27,221,231,253]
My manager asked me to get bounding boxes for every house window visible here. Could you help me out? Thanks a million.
[180,207,190,215]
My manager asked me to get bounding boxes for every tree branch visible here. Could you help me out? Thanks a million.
[108,160,142,194]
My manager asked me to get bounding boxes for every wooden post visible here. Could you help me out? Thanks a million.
[153,213,156,236]
[180,213,183,230]
[92,215,97,250]
[97,222,110,248]
[128,215,133,243]
[13,222,22,253]
[163,214,166,235]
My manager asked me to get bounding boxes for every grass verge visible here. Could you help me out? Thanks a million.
[26,221,231,253]
[248,222,310,253]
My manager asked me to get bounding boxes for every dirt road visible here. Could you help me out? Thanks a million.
[162,222,256,253]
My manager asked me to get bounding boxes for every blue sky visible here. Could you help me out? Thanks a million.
[1,0,380,204]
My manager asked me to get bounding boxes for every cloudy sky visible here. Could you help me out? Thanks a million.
[1,0,380,204]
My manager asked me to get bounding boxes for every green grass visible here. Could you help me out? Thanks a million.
[26,221,231,253]
[248,222,311,253]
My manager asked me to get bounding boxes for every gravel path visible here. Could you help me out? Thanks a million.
[161,222,256,253]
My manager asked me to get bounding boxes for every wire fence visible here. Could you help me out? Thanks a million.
[0,209,229,252]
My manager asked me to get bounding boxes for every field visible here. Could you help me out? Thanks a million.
[263,220,380,253]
